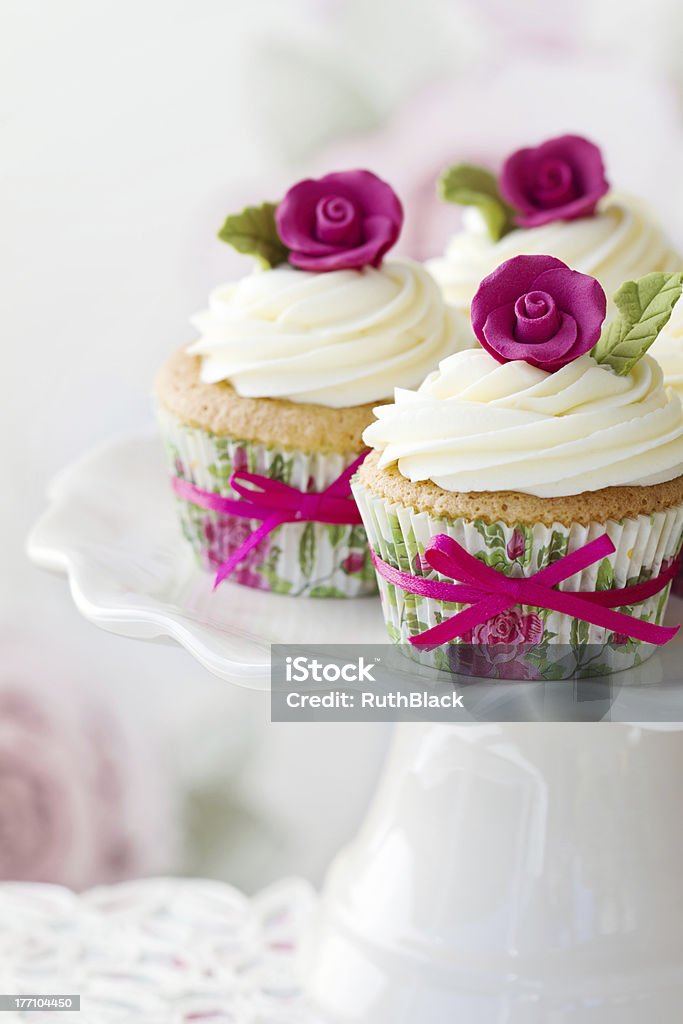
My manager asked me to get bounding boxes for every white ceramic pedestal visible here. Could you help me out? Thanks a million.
[306,722,683,1023]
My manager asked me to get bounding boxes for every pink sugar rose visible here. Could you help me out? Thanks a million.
[276,169,403,272]
[471,254,606,372]
[500,134,609,228]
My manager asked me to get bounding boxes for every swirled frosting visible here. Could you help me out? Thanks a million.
[187,259,470,408]
[651,297,683,400]
[363,349,683,497]
[427,194,681,312]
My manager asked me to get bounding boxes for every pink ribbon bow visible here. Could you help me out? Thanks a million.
[172,452,366,589]
[372,533,679,650]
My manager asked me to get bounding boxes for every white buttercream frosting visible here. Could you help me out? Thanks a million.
[427,194,681,312]
[187,259,471,408]
[363,349,683,497]
[651,297,683,400]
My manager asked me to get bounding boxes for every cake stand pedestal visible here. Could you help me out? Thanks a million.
[27,433,683,1024]
[305,722,683,1022]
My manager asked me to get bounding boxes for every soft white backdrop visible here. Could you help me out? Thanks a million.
[2,0,683,890]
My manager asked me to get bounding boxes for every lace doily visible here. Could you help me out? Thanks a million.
[0,877,321,1023]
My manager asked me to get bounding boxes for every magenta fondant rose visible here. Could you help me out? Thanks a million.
[439,134,610,239]
[276,170,403,272]
[471,254,607,373]
[500,135,609,228]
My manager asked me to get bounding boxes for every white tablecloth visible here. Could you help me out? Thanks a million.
[0,877,320,1023]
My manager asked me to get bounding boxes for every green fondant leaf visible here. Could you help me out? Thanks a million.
[438,163,515,242]
[592,272,683,375]
[217,201,290,268]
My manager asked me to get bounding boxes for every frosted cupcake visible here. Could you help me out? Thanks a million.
[428,135,681,319]
[354,255,683,677]
[651,293,683,401]
[155,170,467,597]
[651,299,683,596]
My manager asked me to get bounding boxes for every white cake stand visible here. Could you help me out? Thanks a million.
[27,433,683,1023]
[26,433,385,690]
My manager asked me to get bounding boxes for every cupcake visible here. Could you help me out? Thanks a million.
[354,254,683,678]
[651,292,683,401]
[428,134,681,319]
[155,170,468,598]
[651,299,683,597]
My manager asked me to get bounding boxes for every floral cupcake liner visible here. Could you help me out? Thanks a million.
[157,408,376,598]
[352,481,683,679]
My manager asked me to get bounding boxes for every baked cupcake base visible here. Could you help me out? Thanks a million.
[155,350,376,598]
[353,453,683,679]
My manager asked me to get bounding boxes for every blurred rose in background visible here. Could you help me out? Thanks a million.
[0,635,179,888]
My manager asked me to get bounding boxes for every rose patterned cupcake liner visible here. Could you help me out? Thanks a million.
[157,408,376,598]
[352,481,683,680]
[673,564,683,600]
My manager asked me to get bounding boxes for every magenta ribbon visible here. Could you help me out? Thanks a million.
[172,453,366,589]
[371,533,679,650]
